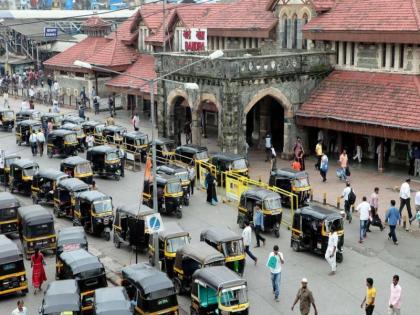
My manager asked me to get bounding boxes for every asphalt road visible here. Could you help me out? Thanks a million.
[1,116,420,314]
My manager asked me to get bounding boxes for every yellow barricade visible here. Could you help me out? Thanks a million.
[195,160,217,190]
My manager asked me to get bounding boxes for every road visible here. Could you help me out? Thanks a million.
[1,101,420,314]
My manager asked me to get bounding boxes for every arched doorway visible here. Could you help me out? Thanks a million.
[245,95,285,152]
[171,96,191,145]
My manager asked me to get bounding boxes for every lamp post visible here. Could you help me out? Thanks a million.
[74,49,223,268]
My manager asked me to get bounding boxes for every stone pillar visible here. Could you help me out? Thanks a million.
[296,19,303,50]
[378,140,384,172]
[191,109,201,146]
[259,99,270,148]
[156,80,166,137]
[282,109,297,159]
[338,42,344,66]
[277,16,283,49]
[385,44,392,70]
[287,19,293,49]
[221,82,241,153]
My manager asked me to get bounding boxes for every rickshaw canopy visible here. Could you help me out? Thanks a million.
[16,119,41,128]
[175,144,207,156]
[57,178,90,192]
[241,188,281,203]
[0,234,23,264]
[0,191,20,209]
[57,226,87,249]
[18,205,53,227]
[200,226,242,244]
[193,266,246,291]
[296,205,342,222]
[61,156,90,167]
[116,204,154,218]
[175,242,225,268]
[124,131,148,141]
[33,169,68,182]
[159,222,189,241]
[60,248,103,275]
[42,280,80,313]
[10,158,38,170]
[94,287,131,315]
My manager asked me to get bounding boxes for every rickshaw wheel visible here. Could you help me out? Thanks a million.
[190,307,198,315]
[48,151,53,158]
[148,255,154,266]
[53,208,61,218]
[336,253,343,263]
[72,150,78,156]
[184,198,189,206]
[292,241,300,252]
[176,211,183,219]
[274,229,280,238]
[104,231,111,241]
[113,235,121,248]
[173,278,183,295]
[32,196,38,204]
[17,140,21,146]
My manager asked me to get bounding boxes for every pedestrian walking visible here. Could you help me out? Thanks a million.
[266,245,284,302]
[29,131,38,156]
[188,165,195,195]
[31,248,47,294]
[415,190,420,228]
[11,300,27,315]
[386,200,400,245]
[399,178,414,229]
[413,146,420,176]
[291,278,318,315]
[270,146,277,170]
[315,140,322,170]
[106,114,115,126]
[265,133,272,162]
[47,120,53,134]
[388,275,402,315]
[341,182,355,223]
[132,113,140,131]
[3,91,9,108]
[205,171,217,205]
[293,137,305,170]
[20,99,29,111]
[292,158,301,171]
[360,278,376,315]
[325,225,337,275]
[78,102,85,119]
[108,95,114,116]
[367,187,384,232]
[408,146,415,176]
[339,149,349,179]
[93,96,100,115]
[253,203,266,247]
[242,220,257,265]
[319,154,328,182]
[117,145,126,178]
[357,196,371,243]
[353,144,362,163]
[184,121,192,144]
[86,134,94,149]
[36,129,45,157]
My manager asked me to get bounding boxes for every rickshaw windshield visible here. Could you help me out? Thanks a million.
[220,286,248,307]
[95,126,104,133]
[32,112,41,120]
[195,151,208,160]
[294,177,309,188]
[64,134,77,143]
[325,218,343,232]
[176,172,189,181]
[75,129,84,137]
[93,199,112,214]
[166,182,182,193]
[23,167,37,177]
[163,143,174,152]
[232,159,247,170]
[3,111,13,119]
[166,236,189,253]
[222,239,244,256]
[0,260,24,277]
[0,207,17,220]
[264,197,281,210]
[53,117,62,124]
[5,158,19,167]
[106,152,119,161]
[75,163,92,174]
[28,222,54,237]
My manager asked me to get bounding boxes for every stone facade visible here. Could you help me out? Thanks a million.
[155,50,333,156]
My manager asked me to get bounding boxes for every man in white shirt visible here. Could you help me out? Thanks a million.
[3,91,9,108]
[29,131,38,156]
[266,245,284,302]
[341,182,353,223]
[388,275,402,315]
[399,179,414,228]
[325,225,338,275]
[36,130,45,157]
[265,133,272,162]
[242,220,257,265]
[356,196,371,243]
[12,300,27,315]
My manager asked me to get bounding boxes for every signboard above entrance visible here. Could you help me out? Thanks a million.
[182,28,207,52]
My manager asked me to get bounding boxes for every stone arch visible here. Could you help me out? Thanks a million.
[279,7,290,19]
[194,93,222,145]
[244,87,293,117]
[166,89,191,142]
[166,89,190,113]
[298,7,312,20]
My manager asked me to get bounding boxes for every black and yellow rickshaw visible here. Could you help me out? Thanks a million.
[47,129,79,158]
[61,115,85,125]
[200,227,245,276]
[31,169,68,205]
[191,266,249,315]
[93,124,106,145]
[173,242,225,294]
[148,222,190,277]
[156,164,191,206]
[0,192,20,235]
[59,248,107,312]
[94,287,132,315]
[9,159,39,195]
[40,279,81,315]
[53,177,90,219]
[56,227,88,280]
[122,131,149,162]
[210,153,249,186]
[269,168,311,208]
[40,113,63,129]
[102,125,126,145]
[291,204,344,263]
[0,235,28,296]
[86,145,122,180]
[60,156,93,184]
[122,263,179,315]
[15,109,42,123]
[143,174,183,218]
[113,204,154,251]
[175,144,209,165]
[152,137,176,163]
[74,190,113,241]
[61,123,86,152]
[237,188,283,238]
[15,119,42,146]
[0,108,15,130]
[81,120,101,136]
[17,205,56,259]
[0,153,20,185]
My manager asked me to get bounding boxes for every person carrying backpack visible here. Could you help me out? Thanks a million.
[341,182,356,223]
[266,245,285,302]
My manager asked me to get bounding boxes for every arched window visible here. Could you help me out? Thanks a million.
[292,14,298,49]
[282,14,288,48]
[302,13,309,49]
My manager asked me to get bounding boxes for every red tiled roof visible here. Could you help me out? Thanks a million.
[297,70,420,131]
[82,16,111,28]
[304,0,420,33]
[106,54,157,94]
[85,39,137,68]
[309,0,336,12]
[44,37,108,70]
[107,14,139,44]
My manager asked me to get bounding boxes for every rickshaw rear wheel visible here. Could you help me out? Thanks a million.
[32,196,38,204]
[336,253,343,263]
[274,229,280,238]
[104,231,110,241]
[173,278,183,295]
[176,211,183,219]
[292,240,300,252]
[148,255,154,266]
[47,151,53,158]
[190,307,198,315]
[113,234,121,248]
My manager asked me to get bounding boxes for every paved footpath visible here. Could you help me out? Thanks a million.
[1,96,420,314]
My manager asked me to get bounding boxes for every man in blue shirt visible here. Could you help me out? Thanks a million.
[386,200,401,245]
[254,203,266,247]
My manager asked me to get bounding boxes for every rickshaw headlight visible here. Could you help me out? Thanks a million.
[96,218,102,223]
[20,276,25,282]
[51,237,55,243]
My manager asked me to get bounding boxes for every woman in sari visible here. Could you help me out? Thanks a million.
[31,248,47,294]
[205,171,218,205]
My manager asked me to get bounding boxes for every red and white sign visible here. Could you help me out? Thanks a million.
[182,28,207,52]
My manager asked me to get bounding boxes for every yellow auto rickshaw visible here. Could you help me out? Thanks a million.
[60,156,93,184]
[209,152,249,186]
[53,178,90,219]
[0,192,20,235]
[61,123,86,152]
[0,108,15,131]
[31,169,68,205]
[47,129,79,158]
[123,131,149,162]
[40,113,63,130]
[0,153,20,185]
[9,159,39,195]
[15,119,42,146]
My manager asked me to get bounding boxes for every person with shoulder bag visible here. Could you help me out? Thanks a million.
[266,245,285,302]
